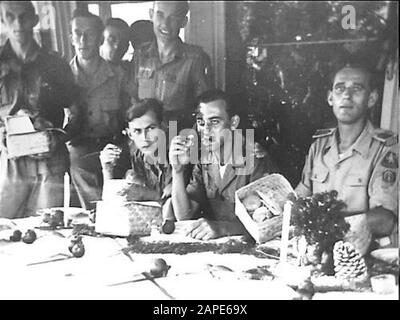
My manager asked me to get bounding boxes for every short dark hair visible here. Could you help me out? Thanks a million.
[105,17,130,41]
[126,99,164,125]
[0,1,36,17]
[105,18,130,54]
[70,8,104,38]
[130,20,155,49]
[195,89,237,118]
[329,55,378,90]
[154,1,189,18]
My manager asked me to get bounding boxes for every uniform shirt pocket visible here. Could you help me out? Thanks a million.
[310,167,329,193]
[138,67,155,99]
[159,75,187,110]
[310,167,329,183]
[346,174,367,187]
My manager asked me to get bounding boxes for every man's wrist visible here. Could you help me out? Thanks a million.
[102,167,114,180]
[172,165,184,174]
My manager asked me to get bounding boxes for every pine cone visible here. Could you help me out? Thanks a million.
[333,241,368,280]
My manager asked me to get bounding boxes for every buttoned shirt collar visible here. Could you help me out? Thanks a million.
[324,120,375,162]
[0,39,41,64]
[144,38,185,64]
[70,56,116,90]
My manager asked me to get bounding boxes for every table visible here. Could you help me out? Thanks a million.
[0,217,398,300]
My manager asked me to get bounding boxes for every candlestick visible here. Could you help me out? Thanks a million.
[64,172,70,209]
[280,201,292,264]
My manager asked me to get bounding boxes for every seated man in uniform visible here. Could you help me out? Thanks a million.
[295,59,398,256]
[169,90,278,240]
[100,98,171,202]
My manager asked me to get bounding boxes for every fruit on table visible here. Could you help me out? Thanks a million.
[150,258,170,277]
[71,242,85,258]
[242,194,262,212]
[22,229,37,244]
[69,235,84,257]
[9,229,22,242]
[161,220,175,234]
[43,210,64,229]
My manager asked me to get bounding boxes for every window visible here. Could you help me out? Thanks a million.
[111,2,153,27]
[88,4,99,16]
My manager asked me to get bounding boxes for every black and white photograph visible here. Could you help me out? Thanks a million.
[0,1,398,302]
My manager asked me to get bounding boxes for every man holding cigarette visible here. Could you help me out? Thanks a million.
[169,90,278,240]
[100,99,172,202]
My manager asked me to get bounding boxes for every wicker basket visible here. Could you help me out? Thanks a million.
[235,174,294,244]
[95,200,162,237]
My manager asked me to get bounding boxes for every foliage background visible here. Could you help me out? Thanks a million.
[225,1,398,185]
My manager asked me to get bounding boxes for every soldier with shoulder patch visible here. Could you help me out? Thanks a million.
[295,58,398,256]
[131,1,213,131]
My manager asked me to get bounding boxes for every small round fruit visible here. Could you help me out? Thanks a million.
[242,194,262,212]
[69,236,83,253]
[43,213,51,224]
[252,206,270,223]
[161,220,175,234]
[22,229,37,244]
[150,258,170,278]
[9,230,22,242]
[71,243,85,258]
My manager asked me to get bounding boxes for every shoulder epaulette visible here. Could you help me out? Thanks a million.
[312,128,336,139]
[373,129,398,146]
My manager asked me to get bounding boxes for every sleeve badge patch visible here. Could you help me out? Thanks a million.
[382,151,398,169]
[382,170,396,184]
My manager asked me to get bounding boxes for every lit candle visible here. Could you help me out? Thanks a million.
[64,172,70,209]
[280,201,292,264]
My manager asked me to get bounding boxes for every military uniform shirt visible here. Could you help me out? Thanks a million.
[0,40,78,174]
[297,121,398,254]
[131,39,212,115]
[70,57,130,139]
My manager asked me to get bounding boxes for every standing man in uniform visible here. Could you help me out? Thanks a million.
[295,60,398,256]
[0,1,79,218]
[169,90,278,240]
[132,1,213,131]
[100,17,131,71]
[69,9,130,210]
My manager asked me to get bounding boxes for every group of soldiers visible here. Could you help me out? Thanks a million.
[0,1,397,256]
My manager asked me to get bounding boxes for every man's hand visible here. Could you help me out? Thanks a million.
[100,144,122,169]
[169,135,192,173]
[185,218,221,241]
[29,129,65,160]
[161,183,172,200]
